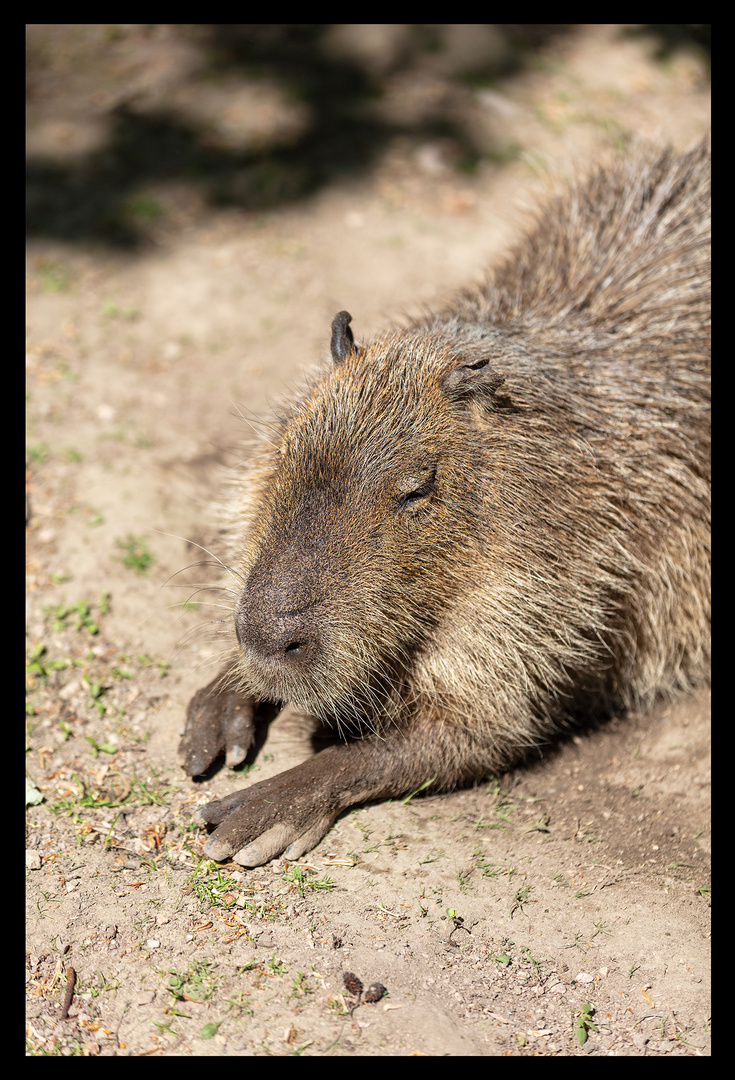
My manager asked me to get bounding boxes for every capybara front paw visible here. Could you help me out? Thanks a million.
[178,676,257,776]
[195,767,338,866]
[204,817,334,867]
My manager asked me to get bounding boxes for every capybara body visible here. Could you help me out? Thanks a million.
[180,137,710,867]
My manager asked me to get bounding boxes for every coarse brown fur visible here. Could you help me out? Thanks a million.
[179,136,710,867]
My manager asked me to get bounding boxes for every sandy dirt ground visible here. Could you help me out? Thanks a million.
[26,25,710,1056]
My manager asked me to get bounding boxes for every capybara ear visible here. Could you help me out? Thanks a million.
[330,310,355,365]
[442,356,505,400]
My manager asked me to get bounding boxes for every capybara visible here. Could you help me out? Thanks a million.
[179,137,710,867]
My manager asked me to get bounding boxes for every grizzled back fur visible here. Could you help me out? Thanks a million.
[228,138,710,773]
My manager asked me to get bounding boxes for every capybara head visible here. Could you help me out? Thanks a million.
[233,316,507,727]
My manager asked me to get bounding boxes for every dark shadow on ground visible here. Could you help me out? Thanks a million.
[26,24,569,248]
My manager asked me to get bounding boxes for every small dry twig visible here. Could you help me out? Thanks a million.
[58,966,76,1019]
